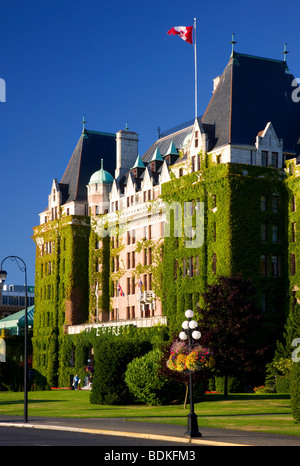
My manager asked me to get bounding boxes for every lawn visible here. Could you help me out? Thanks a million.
[0,390,299,436]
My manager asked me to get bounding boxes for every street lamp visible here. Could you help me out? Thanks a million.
[0,256,28,423]
[179,309,202,438]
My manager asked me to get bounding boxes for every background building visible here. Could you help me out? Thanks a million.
[0,284,35,319]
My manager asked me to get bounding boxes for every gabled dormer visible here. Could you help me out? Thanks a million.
[141,165,153,190]
[159,160,171,185]
[150,147,164,172]
[131,154,145,179]
[47,179,62,221]
[124,171,136,196]
[255,122,283,168]
[164,141,179,165]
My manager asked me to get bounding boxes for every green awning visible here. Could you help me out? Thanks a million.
[0,306,34,334]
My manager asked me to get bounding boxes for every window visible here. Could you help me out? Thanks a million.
[143,274,147,291]
[262,150,268,166]
[271,224,278,243]
[127,252,131,268]
[213,223,216,242]
[272,152,278,168]
[212,253,217,274]
[195,131,198,148]
[272,196,279,213]
[132,251,135,268]
[149,247,152,264]
[272,256,279,276]
[191,156,196,172]
[261,291,267,313]
[148,273,152,290]
[131,306,135,319]
[292,223,296,242]
[212,195,217,209]
[261,223,267,242]
[291,195,296,212]
[261,195,267,211]
[189,257,194,278]
[260,254,268,275]
[127,277,131,295]
[290,253,296,276]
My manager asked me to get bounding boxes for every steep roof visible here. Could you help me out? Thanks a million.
[60,129,116,203]
[142,124,194,163]
[202,52,300,154]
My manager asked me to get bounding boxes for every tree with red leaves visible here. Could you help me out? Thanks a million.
[197,275,266,395]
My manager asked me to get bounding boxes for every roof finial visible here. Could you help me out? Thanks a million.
[125,121,129,131]
[230,33,237,56]
[282,42,289,62]
[82,114,86,132]
[101,158,104,170]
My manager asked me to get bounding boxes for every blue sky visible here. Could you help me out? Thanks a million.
[1,0,300,285]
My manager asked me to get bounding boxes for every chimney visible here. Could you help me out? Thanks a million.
[115,129,139,180]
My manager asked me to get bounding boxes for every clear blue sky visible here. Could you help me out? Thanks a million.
[1,0,300,285]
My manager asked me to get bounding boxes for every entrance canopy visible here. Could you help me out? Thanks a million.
[0,306,34,335]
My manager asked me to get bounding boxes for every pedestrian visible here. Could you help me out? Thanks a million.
[73,374,80,390]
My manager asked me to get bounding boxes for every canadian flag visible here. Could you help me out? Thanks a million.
[167,26,193,44]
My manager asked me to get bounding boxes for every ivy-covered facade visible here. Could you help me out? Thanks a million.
[32,50,300,388]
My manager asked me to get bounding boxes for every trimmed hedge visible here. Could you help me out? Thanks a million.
[90,338,152,405]
[290,361,300,421]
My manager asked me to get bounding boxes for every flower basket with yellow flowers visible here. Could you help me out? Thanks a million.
[185,345,215,372]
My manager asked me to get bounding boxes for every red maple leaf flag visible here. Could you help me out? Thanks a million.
[167,26,193,44]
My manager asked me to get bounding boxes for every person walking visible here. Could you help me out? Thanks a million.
[73,374,80,390]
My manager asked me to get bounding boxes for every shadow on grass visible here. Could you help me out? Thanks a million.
[198,394,290,402]
[0,399,61,406]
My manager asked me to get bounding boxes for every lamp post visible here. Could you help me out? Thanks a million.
[179,309,202,438]
[0,256,28,423]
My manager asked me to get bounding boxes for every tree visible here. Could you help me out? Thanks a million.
[197,275,266,395]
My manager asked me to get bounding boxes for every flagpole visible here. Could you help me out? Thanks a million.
[194,17,197,119]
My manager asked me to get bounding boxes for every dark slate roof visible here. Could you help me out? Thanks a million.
[202,52,300,155]
[60,129,116,203]
[142,124,194,163]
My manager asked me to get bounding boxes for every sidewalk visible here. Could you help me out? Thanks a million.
[1,415,300,446]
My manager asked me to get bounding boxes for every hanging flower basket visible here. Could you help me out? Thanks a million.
[166,340,214,373]
[185,345,215,372]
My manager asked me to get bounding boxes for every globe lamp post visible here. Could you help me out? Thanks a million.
[179,309,202,438]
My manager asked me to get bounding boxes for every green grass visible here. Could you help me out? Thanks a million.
[0,390,299,436]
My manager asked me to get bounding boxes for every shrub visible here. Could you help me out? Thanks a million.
[125,349,178,405]
[290,361,300,421]
[90,338,151,405]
